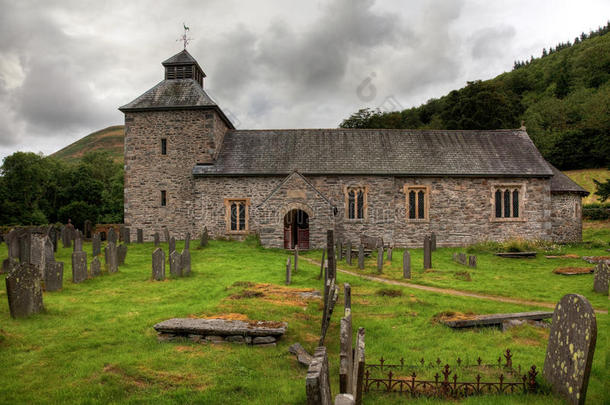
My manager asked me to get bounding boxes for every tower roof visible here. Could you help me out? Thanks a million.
[162,49,206,77]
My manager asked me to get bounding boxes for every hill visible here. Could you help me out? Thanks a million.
[564,168,610,204]
[341,22,610,171]
[51,125,124,163]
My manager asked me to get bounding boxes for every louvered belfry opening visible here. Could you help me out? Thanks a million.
[162,49,205,87]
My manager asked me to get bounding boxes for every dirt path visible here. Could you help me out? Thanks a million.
[301,257,608,315]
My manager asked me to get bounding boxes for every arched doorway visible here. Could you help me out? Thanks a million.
[284,209,309,249]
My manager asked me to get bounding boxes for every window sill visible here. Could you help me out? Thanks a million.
[406,218,430,223]
[227,230,249,235]
[490,217,526,223]
[345,218,366,223]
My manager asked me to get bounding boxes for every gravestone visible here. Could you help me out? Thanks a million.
[61,226,71,248]
[163,228,170,243]
[169,237,176,254]
[181,249,191,276]
[5,262,44,318]
[107,228,117,245]
[169,250,182,277]
[459,253,467,265]
[50,227,58,252]
[73,236,83,252]
[306,346,332,405]
[136,228,143,243]
[294,245,299,273]
[346,242,352,266]
[340,313,353,394]
[72,251,88,283]
[154,232,160,247]
[123,227,131,244]
[92,233,101,257]
[318,249,326,280]
[593,263,608,295]
[337,240,343,261]
[431,233,437,251]
[84,220,92,239]
[42,237,55,281]
[468,255,477,268]
[335,394,354,405]
[90,257,101,277]
[199,226,209,248]
[18,231,31,264]
[119,226,126,242]
[376,247,383,273]
[152,248,165,281]
[352,327,365,405]
[117,244,127,266]
[403,250,411,279]
[423,236,432,270]
[184,232,191,250]
[105,242,118,274]
[543,294,597,405]
[358,245,364,270]
[387,247,392,262]
[286,257,292,285]
[29,234,45,279]
[327,230,336,280]
[45,262,63,291]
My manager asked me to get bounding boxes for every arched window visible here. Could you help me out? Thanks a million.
[226,199,249,233]
[495,190,502,218]
[493,185,522,220]
[345,187,367,220]
[230,203,238,231]
[503,190,511,218]
[405,185,429,220]
[357,190,364,219]
[348,190,355,219]
[408,191,416,219]
[512,189,519,218]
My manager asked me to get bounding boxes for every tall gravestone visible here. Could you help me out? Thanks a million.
[92,233,101,257]
[5,262,44,318]
[593,263,608,295]
[306,346,332,405]
[318,249,326,280]
[107,228,117,245]
[543,294,597,405]
[90,257,101,277]
[358,245,364,270]
[41,237,55,281]
[123,227,131,244]
[136,228,143,244]
[431,233,437,251]
[169,250,182,277]
[286,257,292,285]
[117,244,128,266]
[154,232,160,247]
[184,232,191,250]
[346,242,352,266]
[327,230,336,280]
[376,247,383,273]
[72,251,88,283]
[119,226,126,242]
[18,231,31,265]
[84,220,92,239]
[199,226,209,248]
[73,236,83,252]
[387,247,392,262]
[45,262,63,292]
[423,236,432,270]
[169,237,176,255]
[105,242,118,274]
[294,245,299,273]
[61,226,71,248]
[163,228,170,243]
[152,248,165,281]
[181,249,191,276]
[403,250,411,279]
[337,240,343,261]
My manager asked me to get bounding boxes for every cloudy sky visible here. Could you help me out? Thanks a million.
[0,0,608,161]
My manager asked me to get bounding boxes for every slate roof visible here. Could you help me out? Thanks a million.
[193,129,555,177]
[161,49,206,77]
[548,164,589,195]
[119,79,216,111]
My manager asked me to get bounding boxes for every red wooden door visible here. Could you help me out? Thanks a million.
[298,228,309,249]
[284,227,291,249]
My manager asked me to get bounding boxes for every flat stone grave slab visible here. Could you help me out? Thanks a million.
[553,267,595,276]
[495,252,537,258]
[153,318,287,345]
[441,311,553,329]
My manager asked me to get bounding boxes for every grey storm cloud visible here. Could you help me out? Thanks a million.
[471,26,517,59]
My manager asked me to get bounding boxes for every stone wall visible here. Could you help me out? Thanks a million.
[550,193,583,243]
[123,109,230,241]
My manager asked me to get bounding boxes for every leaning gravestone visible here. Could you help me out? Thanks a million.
[154,232,160,247]
[45,262,63,292]
[306,346,332,405]
[169,250,182,277]
[72,251,88,283]
[136,228,143,243]
[593,263,608,295]
[90,257,101,277]
[199,226,209,248]
[403,250,411,279]
[105,242,118,274]
[92,233,101,257]
[543,294,597,405]
[5,262,44,318]
[117,244,127,266]
[181,249,191,276]
[152,248,165,281]
[107,228,117,245]
[169,237,176,254]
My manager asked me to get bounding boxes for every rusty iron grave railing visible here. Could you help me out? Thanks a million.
[364,349,538,399]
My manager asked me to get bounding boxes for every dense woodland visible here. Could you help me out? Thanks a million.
[341,22,610,171]
[1,24,609,227]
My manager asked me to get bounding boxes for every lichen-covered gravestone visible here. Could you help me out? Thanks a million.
[152,248,165,281]
[107,228,117,244]
[136,228,143,243]
[123,227,131,244]
[5,262,44,318]
[92,233,101,257]
[181,249,191,276]
[403,250,411,279]
[376,247,383,273]
[358,245,364,270]
[117,244,127,266]
[163,228,170,243]
[154,232,160,246]
[593,263,608,295]
[73,236,83,252]
[199,226,209,248]
[423,236,432,269]
[45,262,63,292]
[169,237,176,255]
[543,294,597,405]
[346,241,352,266]
[306,346,332,405]
[72,251,88,283]
[169,250,182,277]
[105,242,118,274]
[184,232,191,250]
[90,257,101,277]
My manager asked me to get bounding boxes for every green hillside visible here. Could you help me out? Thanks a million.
[341,23,610,171]
[564,168,610,204]
[51,125,124,163]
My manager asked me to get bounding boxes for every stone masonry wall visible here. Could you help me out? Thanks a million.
[123,109,230,241]
[550,193,583,243]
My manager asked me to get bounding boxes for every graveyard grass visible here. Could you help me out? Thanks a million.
[0,226,607,404]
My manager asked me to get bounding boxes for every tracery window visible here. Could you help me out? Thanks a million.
[225,199,249,233]
[493,185,522,220]
[404,185,429,220]
[345,187,367,220]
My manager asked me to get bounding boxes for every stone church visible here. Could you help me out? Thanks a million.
[119,49,588,249]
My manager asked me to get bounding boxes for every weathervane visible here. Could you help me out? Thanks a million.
[177,23,192,49]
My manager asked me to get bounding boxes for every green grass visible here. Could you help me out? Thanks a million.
[0,233,608,404]
[51,125,124,163]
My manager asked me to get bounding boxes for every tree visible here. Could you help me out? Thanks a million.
[594,178,610,202]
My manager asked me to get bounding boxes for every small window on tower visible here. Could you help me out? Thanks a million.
[161,138,167,155]
[161,190,167,207]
